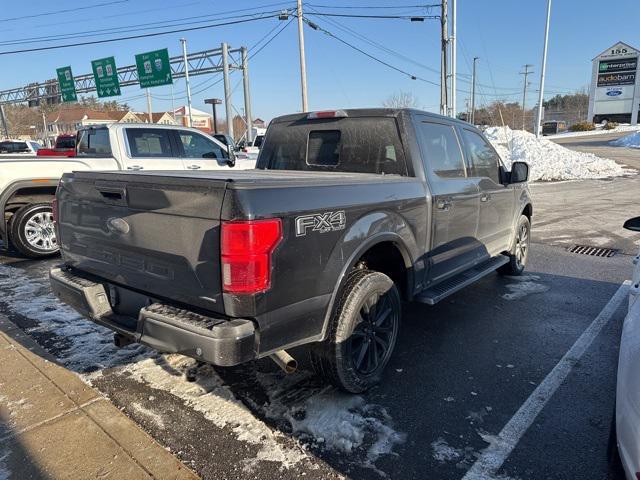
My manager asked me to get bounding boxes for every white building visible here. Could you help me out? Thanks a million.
[173,106,213,133]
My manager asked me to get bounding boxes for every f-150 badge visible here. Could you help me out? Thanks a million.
[295,211,346,237]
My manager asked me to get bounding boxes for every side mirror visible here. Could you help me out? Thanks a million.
[226,147,236,167]
[510,161,529,183]
[623,216,640,232]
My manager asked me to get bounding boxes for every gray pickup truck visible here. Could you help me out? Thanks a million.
[50,108,532,392]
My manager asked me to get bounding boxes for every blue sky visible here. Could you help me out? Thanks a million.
[1,0,639,121]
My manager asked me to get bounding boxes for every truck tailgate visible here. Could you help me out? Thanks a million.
[57,171,228,314]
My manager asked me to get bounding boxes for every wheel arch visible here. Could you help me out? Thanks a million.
[0,179,58,248]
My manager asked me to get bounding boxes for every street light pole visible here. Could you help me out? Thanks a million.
[535,0,552,138]
[181,38,193,128]
[440,0,448,115]
[296,0,309,112]
[471,56,478,124]
[450,0,457,118]
[205,98,222,135]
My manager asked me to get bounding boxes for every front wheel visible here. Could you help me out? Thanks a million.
[499,215,531,276]
[9,203,59,258]
[310,270,401,393]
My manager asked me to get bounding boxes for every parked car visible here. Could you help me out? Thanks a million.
[0,123,242,258]
[50,108,532,393]
[0,139,41,155]
[542,120,568,136]
[610,216,640,479]
[241,127,266,155]
[37,134,76,157]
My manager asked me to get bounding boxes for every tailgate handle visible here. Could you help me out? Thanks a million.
[97,186,127,204]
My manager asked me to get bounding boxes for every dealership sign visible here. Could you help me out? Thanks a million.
[599,58,637,73]
[597,71,636,87]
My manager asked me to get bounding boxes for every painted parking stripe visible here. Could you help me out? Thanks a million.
[462,280,631,480]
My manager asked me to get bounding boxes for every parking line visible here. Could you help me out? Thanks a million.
[462,280,631,480]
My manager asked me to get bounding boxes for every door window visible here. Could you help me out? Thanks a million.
[462,129,501,184]
[417,122,466,178]
[126,129,173,158]
[179,132,226,159]
[76,129,112,156]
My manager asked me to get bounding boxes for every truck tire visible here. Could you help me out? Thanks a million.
[9,203,59,258]
[499,215,530,276]
[310,270,401,393]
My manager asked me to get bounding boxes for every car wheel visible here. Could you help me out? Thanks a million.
[499,215,531,276]
[310,269,401,393]
[9,203,59,258]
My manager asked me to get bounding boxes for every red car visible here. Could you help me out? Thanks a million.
[36,134,76,157]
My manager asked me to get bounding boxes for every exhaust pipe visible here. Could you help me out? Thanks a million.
[269,350,297,374]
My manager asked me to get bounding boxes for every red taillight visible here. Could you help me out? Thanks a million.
[221,219,282,294]
[51,197,58,223]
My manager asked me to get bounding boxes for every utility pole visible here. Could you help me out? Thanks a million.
[241,46,254,143]
[535,0,552,138]
[440,0,448,115]
[520,64,534,131]
[181,38,193,128]
[450,0,457,118]
[471,56,478,125]
[221,42,234,139]
[0,104,9,139]
[296,0,309,112]
[146,89,152,124]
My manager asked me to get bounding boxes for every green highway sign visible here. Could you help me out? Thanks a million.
[135,48,173,88]
[92,56,121,98]
[56,66,77,102]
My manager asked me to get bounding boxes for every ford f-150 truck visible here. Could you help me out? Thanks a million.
[50,108,532,392]
[1,123,240,258]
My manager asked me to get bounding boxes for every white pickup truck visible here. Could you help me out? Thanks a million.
[0,123,251,258]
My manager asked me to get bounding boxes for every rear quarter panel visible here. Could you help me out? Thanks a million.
[222,177,427,353]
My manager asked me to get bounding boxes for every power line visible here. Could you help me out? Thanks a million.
[308,13,438,19]
[302,17,440,86]
[0,0,130,22]
[308,3,440,9]
[0,15,280,56]
[0,8,293,46]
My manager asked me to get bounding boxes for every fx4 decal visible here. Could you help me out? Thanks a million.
[295,211,346,237]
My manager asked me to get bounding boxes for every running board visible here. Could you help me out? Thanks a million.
[415,255,510,305]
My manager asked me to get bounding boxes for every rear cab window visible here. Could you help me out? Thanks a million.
[258,116,408,176]
[76,128,112,157]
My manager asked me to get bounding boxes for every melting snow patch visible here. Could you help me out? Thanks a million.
[122,355,308,470]
[256,371,406,467]
[485,126,630,182]
[502,275,549,301]
[431,438,463,463]
[131,402,166,430]
[0,265,148,372]
[611,131,640,148]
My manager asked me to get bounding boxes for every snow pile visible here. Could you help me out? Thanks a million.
[485,126,629,181]
[546,124,640,139]
[611,131,640,148]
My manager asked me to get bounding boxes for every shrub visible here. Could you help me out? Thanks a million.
[568,121,596,132]
[604,121,619,130]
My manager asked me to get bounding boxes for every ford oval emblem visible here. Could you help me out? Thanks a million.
[106,217,130,235]
[606,90,622,96]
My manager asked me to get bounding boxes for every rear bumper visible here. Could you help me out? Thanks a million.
[49,266,256,366]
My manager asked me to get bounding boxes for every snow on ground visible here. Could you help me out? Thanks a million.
[611,130,640,148]
[485,126,629,182]
[546,124,640,139]
[0,263,406,472]
[501,274,550,301]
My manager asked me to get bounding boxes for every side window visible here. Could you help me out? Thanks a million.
[126,129,173,158]
[462,129,501,184]
[179,132,226,159]
[417,122,466,178]
[77,129,112,156]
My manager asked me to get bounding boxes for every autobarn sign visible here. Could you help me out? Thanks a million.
[597,71,636,87]
[599,58,637,73]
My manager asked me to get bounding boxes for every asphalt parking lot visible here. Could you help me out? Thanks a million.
[0,216,635,480]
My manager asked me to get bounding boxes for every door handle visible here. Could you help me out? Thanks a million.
[436,198,452,211]
[186,165,201,170]
[480,193,491,202]
[126,165,143,170]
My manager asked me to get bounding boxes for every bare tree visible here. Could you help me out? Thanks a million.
[382,92,420,108]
